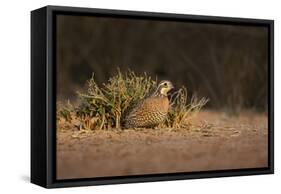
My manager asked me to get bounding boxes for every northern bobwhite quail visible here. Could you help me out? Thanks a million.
[124,80,174,128]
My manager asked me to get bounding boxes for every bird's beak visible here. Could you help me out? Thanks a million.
[168,84,175,94]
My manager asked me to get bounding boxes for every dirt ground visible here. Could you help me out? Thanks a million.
[56,110,268,180]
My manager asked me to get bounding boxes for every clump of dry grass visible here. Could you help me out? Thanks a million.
[166,87,209,128]
[57,100,73,122]
[57,70,208,130]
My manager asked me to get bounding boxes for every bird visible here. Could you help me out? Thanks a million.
[124,80,174,128]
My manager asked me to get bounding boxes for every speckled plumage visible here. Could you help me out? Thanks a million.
[124,80,173,128]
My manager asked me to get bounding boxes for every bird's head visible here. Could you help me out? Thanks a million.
[155,80,174,97]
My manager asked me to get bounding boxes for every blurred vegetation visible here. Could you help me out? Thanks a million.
[57,70,208,130]
[56,15,268,114]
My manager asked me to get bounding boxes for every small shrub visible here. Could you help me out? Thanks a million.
[75,70,156,130]
[57,70,208,130]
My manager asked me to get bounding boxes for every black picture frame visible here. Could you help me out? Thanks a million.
[31,5,274,188]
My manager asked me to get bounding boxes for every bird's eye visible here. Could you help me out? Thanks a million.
[163,82,168,86]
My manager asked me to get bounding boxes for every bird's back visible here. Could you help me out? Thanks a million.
[124,96,169,128]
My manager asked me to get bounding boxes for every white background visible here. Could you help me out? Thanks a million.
[0,0,279,193]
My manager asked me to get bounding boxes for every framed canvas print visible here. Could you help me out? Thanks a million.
[31,5,274,188]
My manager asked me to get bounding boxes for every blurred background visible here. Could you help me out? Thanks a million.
[56,15,268,113]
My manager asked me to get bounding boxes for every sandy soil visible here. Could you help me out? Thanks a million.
[56,110,268,180]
